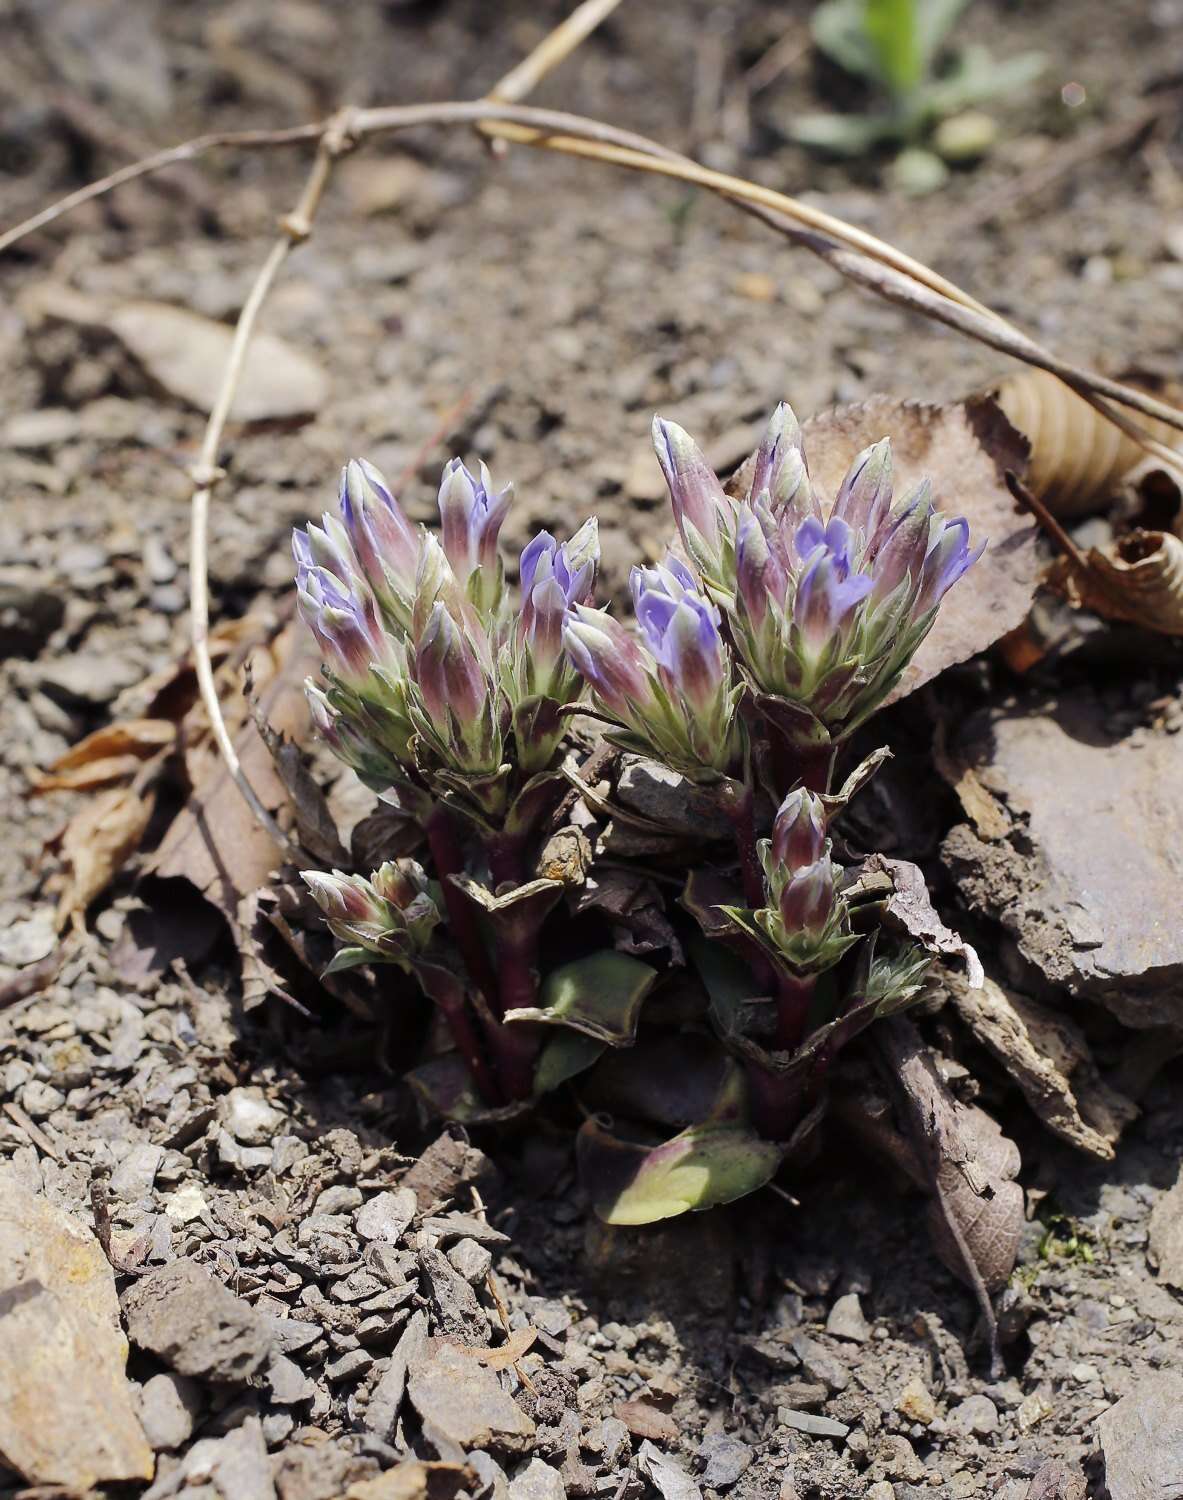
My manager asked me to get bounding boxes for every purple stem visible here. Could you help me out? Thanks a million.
[775,970,816,1053]
[424,803,499,1006]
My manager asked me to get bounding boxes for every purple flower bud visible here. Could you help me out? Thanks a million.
[734,503,789,632]
[563,606,656,719]
[747,402,814,519]
[792,526,873,652]
[631,558,729,716]
[915,515,985,615]
[296,563,392,686]
[867,480,934,606]
[831,439,893,541]
[778,858,837,938]
[302,860,438,961]
[771,789,827,873]
[652,416,730,572]
[339,459,421,619]
[437,457,512,582]
[414,600,491,738]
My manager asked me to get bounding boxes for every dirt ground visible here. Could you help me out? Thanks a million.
[3,1,1183,1496]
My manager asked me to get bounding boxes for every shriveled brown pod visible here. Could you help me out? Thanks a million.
[1054,530,1183,635]
[991,369,1183,518]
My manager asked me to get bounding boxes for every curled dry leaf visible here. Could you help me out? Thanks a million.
[945,970,1137,1160]
[878,1018,1023,1373]
[798,396,1040,703]
[992,367,1183,519]
[32,719,176,794]
[1050,528,1183,636]
[247,675,347,867]
[863,853,983,987]
[53,778,157,929]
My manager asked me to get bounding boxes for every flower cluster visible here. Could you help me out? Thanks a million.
[753,789,857,973]
[302,860,439,972]
[294,456,599,811]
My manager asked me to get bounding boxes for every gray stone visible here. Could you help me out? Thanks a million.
[470,1450,511,1500]
[422,1213,511,1246]
[315,1184,364,1215]
[789,1333,850,1392]
[137,1372,201,1450]
[697,1432,752,1489]
[1148,1165,1183,1292]
[325,1348,374,1383]
[448,1236,493,1283]
[406,1341,535,1451]
[19,1080,65,1119]
[109,1143,166,1201]
[949,1394,999,1436]
[824,1292,871,1343]
[1096,1372,1183,1500]
[364,1309,428,1440]
[265,1353,316,1406]
[356,1188,418,1244]
[777,1408,850,1439]
[636,1441,702,1500]
[167,1416,275,1500]
[122,1260,273,1385]
[510,1458,566,1500]
[222,1088,287,1145]
[419,1245,490,1344]
[592,1416,631,1467]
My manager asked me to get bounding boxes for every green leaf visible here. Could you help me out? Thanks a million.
[913,0,971,75]
[578,1118,783,1225]
[321,945,375,976]
[865,0,924,98]
[505,951,657,1045]
[812,0,879,80]
[789,111,903,155]
[926,46,1044,115]
[533,1030,606,1096]
[689,934,760,1037]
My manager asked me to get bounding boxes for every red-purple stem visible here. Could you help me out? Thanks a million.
[775,970,816,1053]
[424,803,499,1006]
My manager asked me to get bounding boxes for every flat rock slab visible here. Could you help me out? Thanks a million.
[0,1170,153,1488]
[406,1342,535,1452]
[123,1258,273,1384]
[1096,1372,1183,1499]
[942,687,1183,1023]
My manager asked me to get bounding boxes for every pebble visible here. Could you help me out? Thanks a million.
[949,1394,998,1436]
[789,1333,850,1392]
[448,1236,493,1284]
[109,1142,165,1201]
[122,1260,273,1386]
[315,1184,364,1215]
[137,1372,200,1451]
[825,1292,871,1343]
[777,1409,850,1439]
[509,1458,567,1500]
[355,1188,418,1244]
[222,1087,287,1145]
[324,1348,373,1384]
[19,1080,65,1119]
[896,1376,937,1425]
[697,1432,752,1489]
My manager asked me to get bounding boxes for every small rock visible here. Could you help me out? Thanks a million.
[177,1415,275,1500]
[419,1246,490,1344]
[896,1376,937,1425]
[326,1348,374,1383]
[615,1400,678,1442]
[137,1372,201,1450]
[470,1451,511,1500]
[0,1170,154,1489]
[265,1353,316,1406]
[1147,1165,1183,1291]
[222,1087,287,1145]
[109,1142,165,1201]
[866,1486,895,1500]
[422,1213,510,1246]
[122,1260,273,1385]
[448,1236,493,1283]
[948,1394,998,1436]
[406,1342,535,1451]
[1096,1372,1183,1500]
[590,1416,630,1467]
[825,1292,871,1343]
[875,1435,926,1483]
[1024,1458,1086,1500]
[316,1184,364,1216]
[19,1080,64,1119]
[356,1188,418,1244]
[510,1458,566,1500]
[636,1441,702,1500]
[697,1432,752,1489]
[777,1409,850,1439]
[789,1333,849,1392]
[364,1309,428,1440]
[37,652,141,706]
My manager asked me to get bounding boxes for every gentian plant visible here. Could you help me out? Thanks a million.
[295,402,982,1223]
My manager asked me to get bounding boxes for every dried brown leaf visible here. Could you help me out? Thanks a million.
[449,1326,537,1372]
[247,677,346,867]
[946,970,1137,1160]
[993,368,1183,519]
[149,621,317,917]
[32,719,176,793]
[54,781,157,927]
[1052,528,1183,636]
[800,396,1040,702]
[864,853,983,987]
[879,1018,1023,1373]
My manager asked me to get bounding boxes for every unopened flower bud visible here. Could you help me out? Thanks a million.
[302,860,438,964]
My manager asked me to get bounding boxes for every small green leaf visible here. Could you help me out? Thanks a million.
[789,111,902,156]
[865,0,924,99]
[321,945,375,976]
[689,934,760,1036]
[812,0,880,80]
[578,1118,783,1225]
[506,951,657,1045]
[533,1030,606,1097]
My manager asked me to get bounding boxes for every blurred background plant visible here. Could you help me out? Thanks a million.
[792,0,1044,192]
